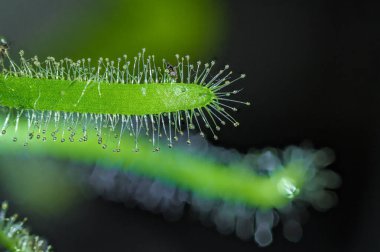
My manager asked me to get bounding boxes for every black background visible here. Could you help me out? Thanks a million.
[1,0,380,251]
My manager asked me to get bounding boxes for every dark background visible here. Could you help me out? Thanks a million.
[1,0,379,251]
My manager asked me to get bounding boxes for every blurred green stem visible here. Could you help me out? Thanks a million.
[0,230,17,252]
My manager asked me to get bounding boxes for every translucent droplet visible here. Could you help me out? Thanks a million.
[277,178,300,199]
[254,227,273,247]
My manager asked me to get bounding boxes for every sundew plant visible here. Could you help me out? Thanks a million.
[0,201,51,252]
[0,37,340,249]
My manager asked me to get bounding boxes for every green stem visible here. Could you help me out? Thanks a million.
[0,75,214,115]
[0,228,17,252]
[0,121,306,209]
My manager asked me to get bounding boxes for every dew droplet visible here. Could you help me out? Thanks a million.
[12,137,17,142]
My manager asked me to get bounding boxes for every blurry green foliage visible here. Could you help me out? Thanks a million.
[0,157,82,217]
[29,0,227,60]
